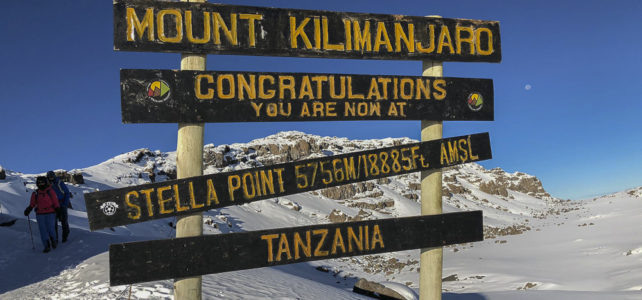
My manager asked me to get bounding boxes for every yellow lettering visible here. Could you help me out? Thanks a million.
[298,76,315,100]
[400,78,413,100]
[394,23,414,52]
[311,76,328,99]
[378,77,391,98]
[237,74,256,100]
[300,102,311,117]
[157,9,183,43]
[212,13,237,45]
[343,157,356,180]
[227,175,241,201]
[294,231,311,259]
[157,186,174,214]
[456,25,474,55]
[371,225,384,249]
[458,139,469,162]
[125,191,141,220]
[289,17,312,49]
[329,76,346,99]
[261,234,279,262]
[475,28,493,55]
[331,228,346,254]
[195,74,214,99]
[250,102,263,117]
[373,22,393,52]
[347,76,364,99]
[448,141,459,163]
[343,19,352,51]
[367,78,382,100]
[258,75,275,99]
[353,20,372,51]
[440,143,450,165]
[274,168,285,192]
[416,24,435,53]
[313,229,329,256]
[242,172,256,199]
[139,188,154,217]
[276,233,292,261]
[126,7,154,41]
[185,11,210,44]
[217,74,235,99]
[322,17,344,50]
[415,79,430,100]
[239,14,262,47]
[279,76,296,99]
[467,135,479,160]
[189,181,204,209]
[206,179,219,205]
[174,184,188,212]
[347,226,363,252]
[437,25,454,54]
[432,79,446,100]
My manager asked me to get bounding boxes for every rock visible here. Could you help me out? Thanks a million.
[353,278,407,300]
[328,209,348,223]
[0,167,5,180]
[69,172,84,184]
[408,183,421,190]
[321,185,357,200]
[479,180,509,197]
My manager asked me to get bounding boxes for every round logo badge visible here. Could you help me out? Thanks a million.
[467,92,484,111]
[100,201,119,216]
[146,80,171,102]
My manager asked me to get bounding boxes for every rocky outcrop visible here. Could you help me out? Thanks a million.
[321,181,377,200]
[0,167,5,180]
[479,180,509,197]
[353,278,407,300]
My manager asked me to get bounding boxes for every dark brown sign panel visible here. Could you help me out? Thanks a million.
[85,133,491,231]
[110,211,483,285]
[121,69,493,123]
[114,0,501,62]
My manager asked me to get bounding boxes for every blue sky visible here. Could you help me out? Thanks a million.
[1,0,640,200]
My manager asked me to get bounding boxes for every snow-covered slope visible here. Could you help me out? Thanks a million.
[1,131,640,299]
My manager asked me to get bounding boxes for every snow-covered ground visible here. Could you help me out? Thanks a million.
[1,131,641,299]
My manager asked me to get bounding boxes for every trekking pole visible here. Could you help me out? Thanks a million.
[27,215,35,251]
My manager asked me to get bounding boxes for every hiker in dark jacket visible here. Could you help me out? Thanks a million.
[24,176,60,253]
[47,171,71,243]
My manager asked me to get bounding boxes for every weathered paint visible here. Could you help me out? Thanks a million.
[109,211,484,285]
[85,133,491,230]
[114,0,501,62]
[121,69,494,123]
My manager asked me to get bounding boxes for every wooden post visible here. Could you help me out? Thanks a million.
[419,16,444,299]
[174,1,206,299]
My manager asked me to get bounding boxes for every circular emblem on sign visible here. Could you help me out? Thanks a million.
[467,92,484,111]
[146,80,171,102]
[100,201,119,216]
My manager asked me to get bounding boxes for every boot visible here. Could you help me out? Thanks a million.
[43,241,51,253]
[50,237,57,249]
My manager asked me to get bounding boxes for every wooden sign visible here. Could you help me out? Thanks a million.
[114,0,501,62]
[110,211,483,285]
[121,69,493,123]
[85,133,491,231]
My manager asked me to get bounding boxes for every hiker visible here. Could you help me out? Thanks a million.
[24,176,60,253]
[47,171,71,243]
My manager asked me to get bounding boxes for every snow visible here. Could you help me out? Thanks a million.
[1,131,641,299]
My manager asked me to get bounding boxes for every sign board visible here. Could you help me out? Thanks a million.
[121,69,493,123]
[114,0,501,62]
[110,211,483,285]
[85,133,491,231]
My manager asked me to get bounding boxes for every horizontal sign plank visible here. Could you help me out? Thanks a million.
[85,133,491,231]
[121,69,493,123]
[110,211,483,285]
[114,0,501,62]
